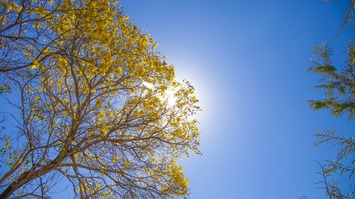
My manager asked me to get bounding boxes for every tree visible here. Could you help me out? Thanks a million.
[310,42,355,199]
[0,0,201,198]
[325,0,355,32]
[308,1,355,198]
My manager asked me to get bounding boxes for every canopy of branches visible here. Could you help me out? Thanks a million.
[0,0,201,198]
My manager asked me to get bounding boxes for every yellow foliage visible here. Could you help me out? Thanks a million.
[95,98,102,108]
[0,0,201,198]
[123,159,129,169]
[113,155,119,163]
[30,60,39,69]
[5,140,10,148]
[97,111,104,121]
[2,15,6,25]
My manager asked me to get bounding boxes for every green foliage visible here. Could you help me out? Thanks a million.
[310,43,355,198]
[325,0,355,32]
[316,163,354,199]
[309,42,355,120]
[306,1,355,198]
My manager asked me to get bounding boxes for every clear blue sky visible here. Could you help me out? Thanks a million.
[120,0,353,198]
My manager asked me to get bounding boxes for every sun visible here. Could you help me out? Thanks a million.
[165,88,177,107]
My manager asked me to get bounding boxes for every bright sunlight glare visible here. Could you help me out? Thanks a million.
[143,81,177,107]
[165,88,177,107]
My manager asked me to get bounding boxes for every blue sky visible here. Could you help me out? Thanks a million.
[120,0,353,198]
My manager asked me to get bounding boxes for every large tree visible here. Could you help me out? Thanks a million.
[0,0,201,198]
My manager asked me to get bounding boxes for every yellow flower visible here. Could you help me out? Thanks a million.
[2,15,6,25]
[113,155,119,163]
[98,111,104,121]
[114,67,122,76]
[123,159,129,169]
[5,140,10,148]
[33,22,42,29]
[95,98,102,108]
[99,125,106,137]
[30,60,39,69]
